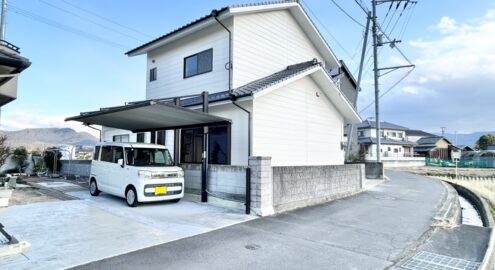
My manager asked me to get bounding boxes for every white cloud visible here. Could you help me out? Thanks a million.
[360,9,495,132]
[437,16,458,34]
[0,109,100,137]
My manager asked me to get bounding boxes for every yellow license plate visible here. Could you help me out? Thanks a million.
[155,186,167,195]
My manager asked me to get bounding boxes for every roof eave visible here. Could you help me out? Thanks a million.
[126,8,231,56]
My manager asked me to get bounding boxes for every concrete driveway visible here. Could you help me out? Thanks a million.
[0,182,254,270]
[73,171,450,270]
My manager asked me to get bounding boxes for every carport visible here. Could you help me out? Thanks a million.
[65,92,231,203]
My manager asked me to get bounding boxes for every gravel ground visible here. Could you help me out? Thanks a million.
[8,187,59,206]
[391,166,495,177]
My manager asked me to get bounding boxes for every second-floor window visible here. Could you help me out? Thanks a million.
[150,67,157,82]
[113,134,129,143]
[184,49,213,78]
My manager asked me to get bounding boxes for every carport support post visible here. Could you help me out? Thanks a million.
[174,98,180,166]
[201,91,209,203]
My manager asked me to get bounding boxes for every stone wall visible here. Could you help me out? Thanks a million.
[180,164,247,202]
[60,160,92,178]
[272,164,364,212]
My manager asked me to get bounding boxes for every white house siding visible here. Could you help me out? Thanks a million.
[252,76,345,166]
[232,10,328,88]
[207,101,252,166]
[101,128,175,157]
[145,19,232,99]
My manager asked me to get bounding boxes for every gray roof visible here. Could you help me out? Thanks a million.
[414,146,436,153]
[416,136,453,146]
[126,1,299,55]
[405,129,435,137]
[232,59,320,96]
[180,60,321,107]
[358,137,416,146]
[357,120,409,131]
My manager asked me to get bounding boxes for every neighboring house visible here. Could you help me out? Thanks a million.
[357,120,416,159]
[457,145,474,152]
[405,129,436,143]
[92,1,361,166]
[414,136,458,160]
[0,40,30,107]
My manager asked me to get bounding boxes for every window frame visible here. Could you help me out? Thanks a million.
[179,125,231,165]
[183,48,213,79]
[149,67,157,82]
[136,133,145,143]
[113,134,129,143]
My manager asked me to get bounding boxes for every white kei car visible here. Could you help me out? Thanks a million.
[89,142,184,207]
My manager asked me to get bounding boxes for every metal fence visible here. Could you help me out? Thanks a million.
[426,157,495,168]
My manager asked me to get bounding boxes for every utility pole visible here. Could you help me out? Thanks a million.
[372,0,381,163]
[441,127,446,137]
[345,12,371,162]
[0,0,6,40]
[368,0,416,163]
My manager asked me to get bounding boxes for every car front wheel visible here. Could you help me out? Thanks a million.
[126,187,138,207]
[89,180,100,196]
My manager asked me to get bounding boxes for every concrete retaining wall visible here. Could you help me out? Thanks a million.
[365,162,383,179]
[180,164,247,202]
[60,160,92,177]
[271,164,364,212]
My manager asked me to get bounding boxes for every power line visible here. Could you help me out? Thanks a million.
[59,0,153,39]
[358,67,414,113]
[38,0,146,42]
[329,0,365,28]
[8,4,129,49]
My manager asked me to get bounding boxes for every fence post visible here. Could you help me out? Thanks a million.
[245,167,251,215]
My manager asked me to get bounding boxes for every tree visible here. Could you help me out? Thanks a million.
[43,148,62,173]
[0,135,10,167]
[475,134,495,150]
[12,147,29,173]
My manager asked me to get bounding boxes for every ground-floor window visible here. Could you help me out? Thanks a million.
[180,125,230,165]
[113,134,129,143]
[156,130,166,145]
[136,133,145,143]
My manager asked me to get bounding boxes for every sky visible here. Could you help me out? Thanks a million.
[2,0,495,137]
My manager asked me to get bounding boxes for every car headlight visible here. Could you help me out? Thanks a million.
[138,170,152,179]
[177,170,184,177]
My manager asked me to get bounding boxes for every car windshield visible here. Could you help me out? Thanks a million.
[125,147,174,167]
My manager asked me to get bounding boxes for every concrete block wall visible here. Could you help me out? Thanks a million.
[60,160,92,177]
[180,164,247,202]
[248,157,275,216]
[271,163,364,212]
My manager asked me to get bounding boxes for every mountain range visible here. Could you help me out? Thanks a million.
[0,128,98,151]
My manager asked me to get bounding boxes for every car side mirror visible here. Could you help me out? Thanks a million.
[117,158,124,168]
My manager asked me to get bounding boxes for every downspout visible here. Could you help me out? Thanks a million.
[212,9,251,159]
[212,9,232,92]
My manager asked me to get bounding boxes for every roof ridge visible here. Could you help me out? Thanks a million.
[230,0,299,8]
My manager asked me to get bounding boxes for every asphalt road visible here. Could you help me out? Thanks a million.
[72,171,446,270]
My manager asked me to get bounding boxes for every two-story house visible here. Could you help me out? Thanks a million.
[69,1,361,167]
[357,120,416,160]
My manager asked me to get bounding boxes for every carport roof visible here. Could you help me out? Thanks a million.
[65,100,231,132]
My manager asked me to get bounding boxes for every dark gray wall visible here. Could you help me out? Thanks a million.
[60,160,92,177]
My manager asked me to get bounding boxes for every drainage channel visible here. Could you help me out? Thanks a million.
[458,195,484,227]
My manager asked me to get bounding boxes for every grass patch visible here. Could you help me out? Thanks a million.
[490,204,495,221]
